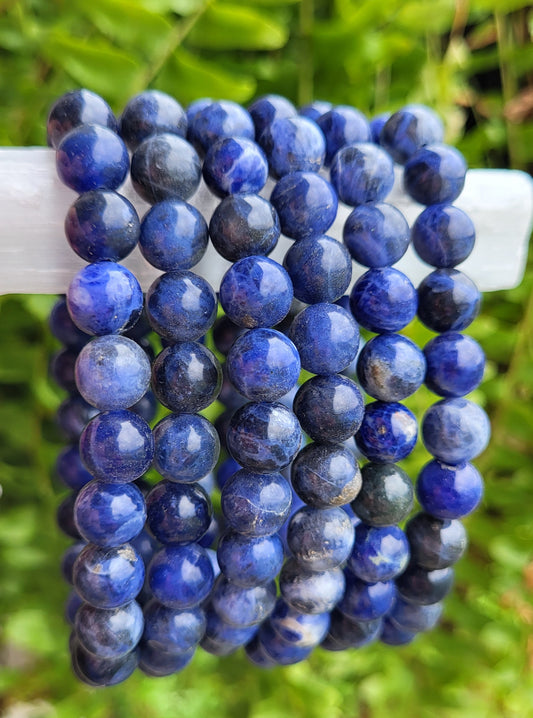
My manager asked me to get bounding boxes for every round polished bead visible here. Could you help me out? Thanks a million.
[291,442,362,508]
[153,413,219,483]
[75,335,151,411]
[130,133,201,204]
[56,124,129,192]
[188,100,254,154]
[422,399,490,464]
[226,328,300,402]
[75,600,143,658]
[416,459,484,518]
[424,332,485,397]
[257,622,312,665]
[217,530,284,587]
[350,267,417,333]
[404,144,467,205]
[330,142,394,206]
[316,106,371,165]
[142,599,205,654]
[146,481,212,545]
[79,410,154,483]
[270,171,338,240]
[379,617,417,646]
[269,598,330,648]
[139,199,208,271]
[356,333,426,401]
[221,469,291,536]
[148,544,214,609]
[292,374,364,442]
[411,204,475,268]
[279,559,345,614]
[389,597,443,632]
[418,269,481,332]
[283,235,352,304]
[211,576,277,627]
[219,256,293,328]
[47,89,118,148]
[343,202,410,268]
[227,401,301,473]
[370,112,391,144]
[356,401,418,463]
[352,462,413,527]
[72,640,138,686]
[57,395,99,441]
[65,190,139,262]
[73,543,144,608]
[287,506,355,571]
[245,634,277,668]
[323,611,381,650]
[202,608,258,655]
[380,105,444,165]
[248,94,296,137]
[348,523,410,583]
[405,512,467,569]
[396,564,454,605]
[152,341,222,413]
[49,297,90,349]
[138,644,194,677]
[186,98,212,125]
[203,136,268,197]
[50,347,78,392]
[337,570,395,621]
[56,444,93,491]
[261,116,325,177]
[119,90,187,150]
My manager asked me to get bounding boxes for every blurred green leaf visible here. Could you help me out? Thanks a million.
[188,4,289,50]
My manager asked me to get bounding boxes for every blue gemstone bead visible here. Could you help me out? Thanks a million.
[64,190,139,263]
[73,543,145,608]
[56,395,99,441]
[56,444,93,491]
[153,413,220,483]
[221,468,291,536]
[348,523,410,582]
[226,328,301,402]
[288,506,355,571]
[316,106,371,165]
[270,170,338,241]
[380,617,417,646]
[131,528,160,567]
[188,100,255,154]
[148,544,214,609]
[418,269,481,332]
[369,112,391,144]
[61,542,86,585]
[119,90,187,150]
[269,598,330,647]
[67,262,143,336]
[202,608,257,654]
[217,530,284,587]
[351,463,414,527]
[343,202,410,268]
[258,622,312,665]
[186,98,212,126]
[75,335,151,411]
[396,564,454,605]
[350,267,417,333]
[261,116,326,177]
[57,493,82,539]
[405,512,467,569]
[74,480,146,547]
[299,100,332,122]
[152,341,222,413]
[72,640,138,686]
[323,610,382,650]
[293,374,365,442]
[337,569,396,621]
[380,105,444,165]
[245,634,278,668]
[130,133,201,204]
[330,142,395,206]
[279,559,345,614]
[411,204,475,268]
[404,144,467,205]
[138,644,194,677]
[56,124,129,192]
[142,598,206,654]
[47,89,118,148]
[219,256,293,328]
[203,136,268,198]
[422,398,490,464]
[424,332,485,397]
[75,600,143,658]
[139,199,208,271]
[49,297,90,349]
[389,597,443,632]
[357,333,426,401]
[291,442,362,508]
[65,590,84,626]
[216,456,242,490]
[355,401,418,463]
[146,480,212,544]
[79,409,154,483]
[211,576,277,627]
[248,94,296,138]
[416,459,484,518]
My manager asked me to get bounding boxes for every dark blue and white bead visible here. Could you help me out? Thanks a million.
[153,413,220,483]
[417,269,481,332]
[351,462,414,527]
[343,202,410,268]
[404,144,467,205]
[405,512,467,569]
[380,105,444,164]
[75,600,144,658]
[119,90,187,150]
[146,481,212,545]
[411,203,475,268]
[287,506,355,571]
[279,559,345,614]
[47,89,118,148]
[424,332,485,397]
[316,106,371,165]
[217,530,284,587]
[260,116,325,177]
[203,136,268,197]
[350,267,417,333]
[422,398,490,464]
[348,523,410,583]
[355,401,418,463]
[291,442,362,508]
[270,171,338,240]
[330,142,394,206]
[148,543,214,609]
[416,459,484,518]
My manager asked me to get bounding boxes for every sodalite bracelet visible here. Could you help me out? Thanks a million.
[47,88,490,682]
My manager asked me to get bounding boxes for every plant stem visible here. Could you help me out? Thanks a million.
[298,0,314,106]
[495,11,522,170]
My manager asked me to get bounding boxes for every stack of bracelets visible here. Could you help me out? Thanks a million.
[46,89,490,685]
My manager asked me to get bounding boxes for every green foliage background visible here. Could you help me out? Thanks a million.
[1,0,533,716]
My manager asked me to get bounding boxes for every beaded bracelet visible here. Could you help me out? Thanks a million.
[48,89,489,684]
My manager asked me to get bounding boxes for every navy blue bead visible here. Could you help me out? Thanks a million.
[47,90,118,148]
[142,598,205,654]
[146,480,212,544]
[261,116,326,177]
[56,395,99,441]
[355,401,418,463]
[279,559,345,614]
[269,598,330,647]
[248,94,296,138]
[188,100,254,154]
[348,523,410,583]
[422,398,490,464]
[350,268,417,333]
[293,374,364,443]
[153,413,219,483]
[79,409,154,483]
[209,193,280,262]
[343,202,410,268]
[75,600,143,658]
[203,136,268,197]
[424,332,485,397]
[61,542,86,584]
[289,303,359,375]
[288,506,355,571]
[73,542,145,608]
[219,256,293,328]
[270,171,338,240]
[245,634,277,668]
[258,622,312,665]
[75,335,151,411]
[221,468,291,536]
[202,608,257,654]
[148,543,214,609]
[138,644,194,677]
[396,564,454,605]
[211,576,277,627]
[369,112,391,144]
[316,106,371,165]
[291,442,361,508]
[404,144,467,205]
[323,611,382,651]
[389,597,443,632]
[130,133,201,204]
[67,262,143,336]
[65,190,139,263]
[56,124,129,192]
[72,640,138,686]
[50,347,78,392]
[380,105,444,165]
[405,512,467,569]
[152,341,221,413]
[379,617,417,646]
[139,199,208,271]
[217,530,284,587]
[299,100,332,123]
[49,297,90,349]
[57,445,93,491]
[119,90,187,150]
[357,333,426,401]
[337,569,395,621]
[57,493,82,539]
[418,269,481,332]
[226,328,300,402]
[351,462,413,527]
[74,480,146,547]
[186,98,212,126]
[330,142,394,206]
[411,204,475,268]
[416,459,484,518]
